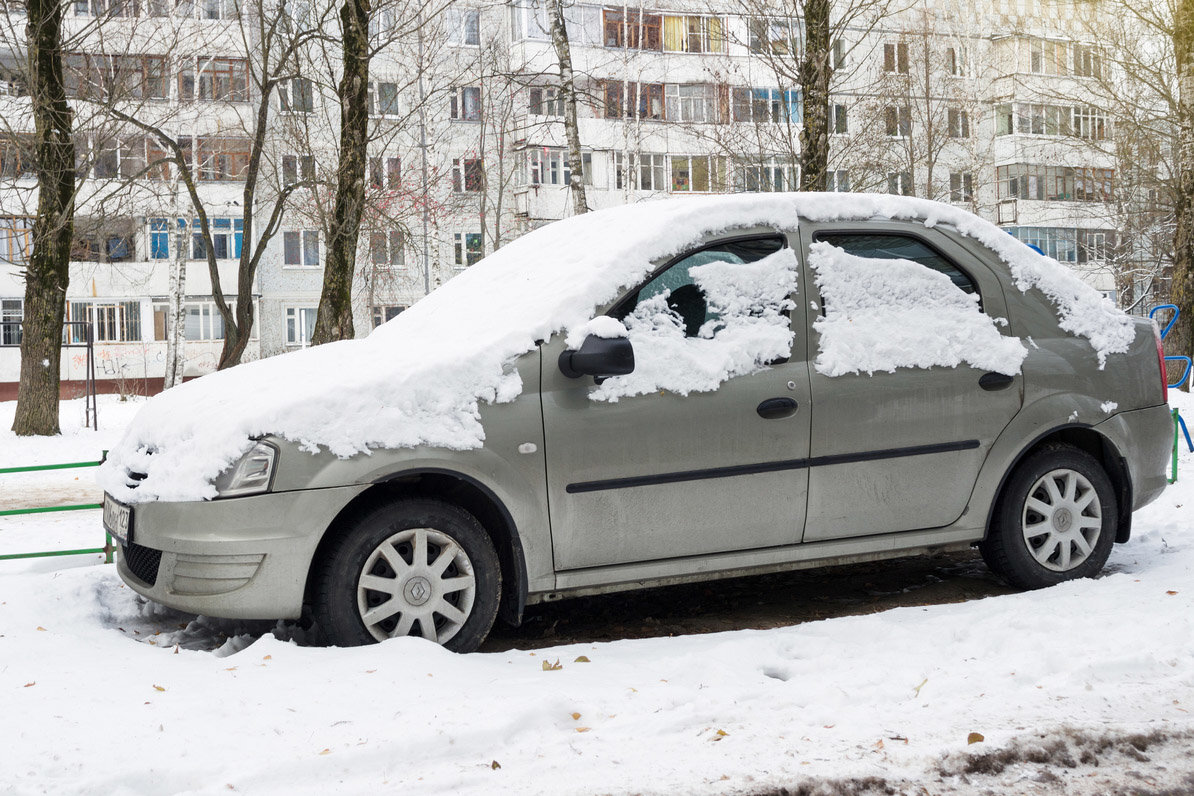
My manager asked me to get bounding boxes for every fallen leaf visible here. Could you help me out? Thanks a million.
[490,760,501,770]
[36,626,46,632]
[263,655,272,660]
[224,667,237,672]
[542,659,562,671]
[23,682,35,688]
[576,727,590,733]
[874,739,885,749]
[913,678,928,697]
[153,685,166,692]
[716,729,728,737]
[570,712,581,720]
[574,655,591,663]
[967,732,985,745]
[1167,590,1178,595]
[319,749,331,755]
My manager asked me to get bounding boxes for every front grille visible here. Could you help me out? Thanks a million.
[120,541,162,587]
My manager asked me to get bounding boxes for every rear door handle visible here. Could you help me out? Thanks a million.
[979,372,1015,391]
[757,397,798,419]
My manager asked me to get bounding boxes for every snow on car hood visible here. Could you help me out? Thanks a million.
[98,193,1135,503]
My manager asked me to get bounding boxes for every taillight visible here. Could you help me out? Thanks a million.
[1154,322,1168,403]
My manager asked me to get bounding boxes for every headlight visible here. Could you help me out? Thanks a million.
[214,441,278,498]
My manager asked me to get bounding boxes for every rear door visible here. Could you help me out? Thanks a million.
[798,221,1024,542]
[542,231,812,571]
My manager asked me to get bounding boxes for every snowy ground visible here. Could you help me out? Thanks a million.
[2,395,1194,795]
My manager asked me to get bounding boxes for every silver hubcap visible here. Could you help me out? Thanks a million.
[1022,468,1102,572]
[356,527,476,644]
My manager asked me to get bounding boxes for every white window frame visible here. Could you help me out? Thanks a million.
[285,305,317,347]
[283,229,320,267]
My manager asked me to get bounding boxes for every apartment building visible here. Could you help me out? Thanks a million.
[0,0,1148,397]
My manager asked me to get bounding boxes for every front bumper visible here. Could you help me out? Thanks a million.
[112,484,368,620]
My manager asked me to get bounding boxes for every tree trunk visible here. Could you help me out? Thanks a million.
[13,0,74,436]
[163,206,187,389]
[798,0,831,191]
[548,0,587,215]
[312,0,371,345]
[1175,0,1194,352]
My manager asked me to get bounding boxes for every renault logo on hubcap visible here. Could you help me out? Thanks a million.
[404,576,432,606]
[1053,508,1073,533]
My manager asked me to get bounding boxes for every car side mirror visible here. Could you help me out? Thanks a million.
[558,334,635,381]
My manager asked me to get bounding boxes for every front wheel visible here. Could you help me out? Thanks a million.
[312,498,501,652]
[981,445,1117,590]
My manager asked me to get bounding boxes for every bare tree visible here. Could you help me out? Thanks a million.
[547,0,586,214]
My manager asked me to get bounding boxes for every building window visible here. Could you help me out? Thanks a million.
[73,230,135,262]
[285,306,317,347]
[190,218,244,260]
[731,88,801,123]
[372,81,400,117]
[1,297,21,346]
[1006,227,1114,263]
[197,137,251,181]
[947,108,969,138]
[614,152,666,191]
[526,148,574,186]
[996,164,1114,202]
[603,81,665,119]
[949,172,973,202]
[511,0,550,40]
[995,104,1013,136]
[283,230,320,266]
[830,103,847,133]
[671,155,726,192]
[603,8,661,50]
[372,305,406,327]
[454,232,482,267]
[1030,38,1068,75]
[282,154,315,187]
[1072,44,1102,78]
[833,39,846,68]
[828,169,849,192]
[883,41,908,73]
[279,77,314,112]
[1015,103,1070,136]
[0,216,34,264]
[0,135,35,180]
[66,300,141,343]
[529,86,565,117]
[662,15,725,53]
[369,156,401,189]
[63,53,168,100]
[450,86,482,121]
[452,158,483,192]
[369,230,404,267]
[1072,106,1108,140]
[183,302,225,340]
[945,46,967,76]
[887,171,912,196]
[665,84,718,123]
[179,57,249,102]
[738,157,796,192]
[885,105,911,137]
[447,7,480,45]
[749,17,794,55]
[72,0,139,17]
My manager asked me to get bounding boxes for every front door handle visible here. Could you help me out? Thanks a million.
[979,372,1015,391]
[757,397,798,419]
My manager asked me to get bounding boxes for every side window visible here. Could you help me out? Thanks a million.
[814,233,977,295]
[614,236,787,337]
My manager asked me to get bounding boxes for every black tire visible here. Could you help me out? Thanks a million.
[981,445,1117,590]
[312,498,501,652]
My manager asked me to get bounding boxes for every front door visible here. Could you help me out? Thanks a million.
[543,232,812,571]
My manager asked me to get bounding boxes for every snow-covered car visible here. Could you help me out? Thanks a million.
[99,194,1173,653]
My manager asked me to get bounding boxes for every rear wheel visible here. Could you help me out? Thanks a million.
[313,498,501,652]
[981,445,1117,589]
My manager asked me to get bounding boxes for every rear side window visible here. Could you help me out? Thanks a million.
[814,233,976,295]
[613,236,787,337]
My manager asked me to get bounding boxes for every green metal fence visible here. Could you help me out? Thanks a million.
[0,453,114,563]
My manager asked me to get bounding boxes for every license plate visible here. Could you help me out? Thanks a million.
[103,495,132,545]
